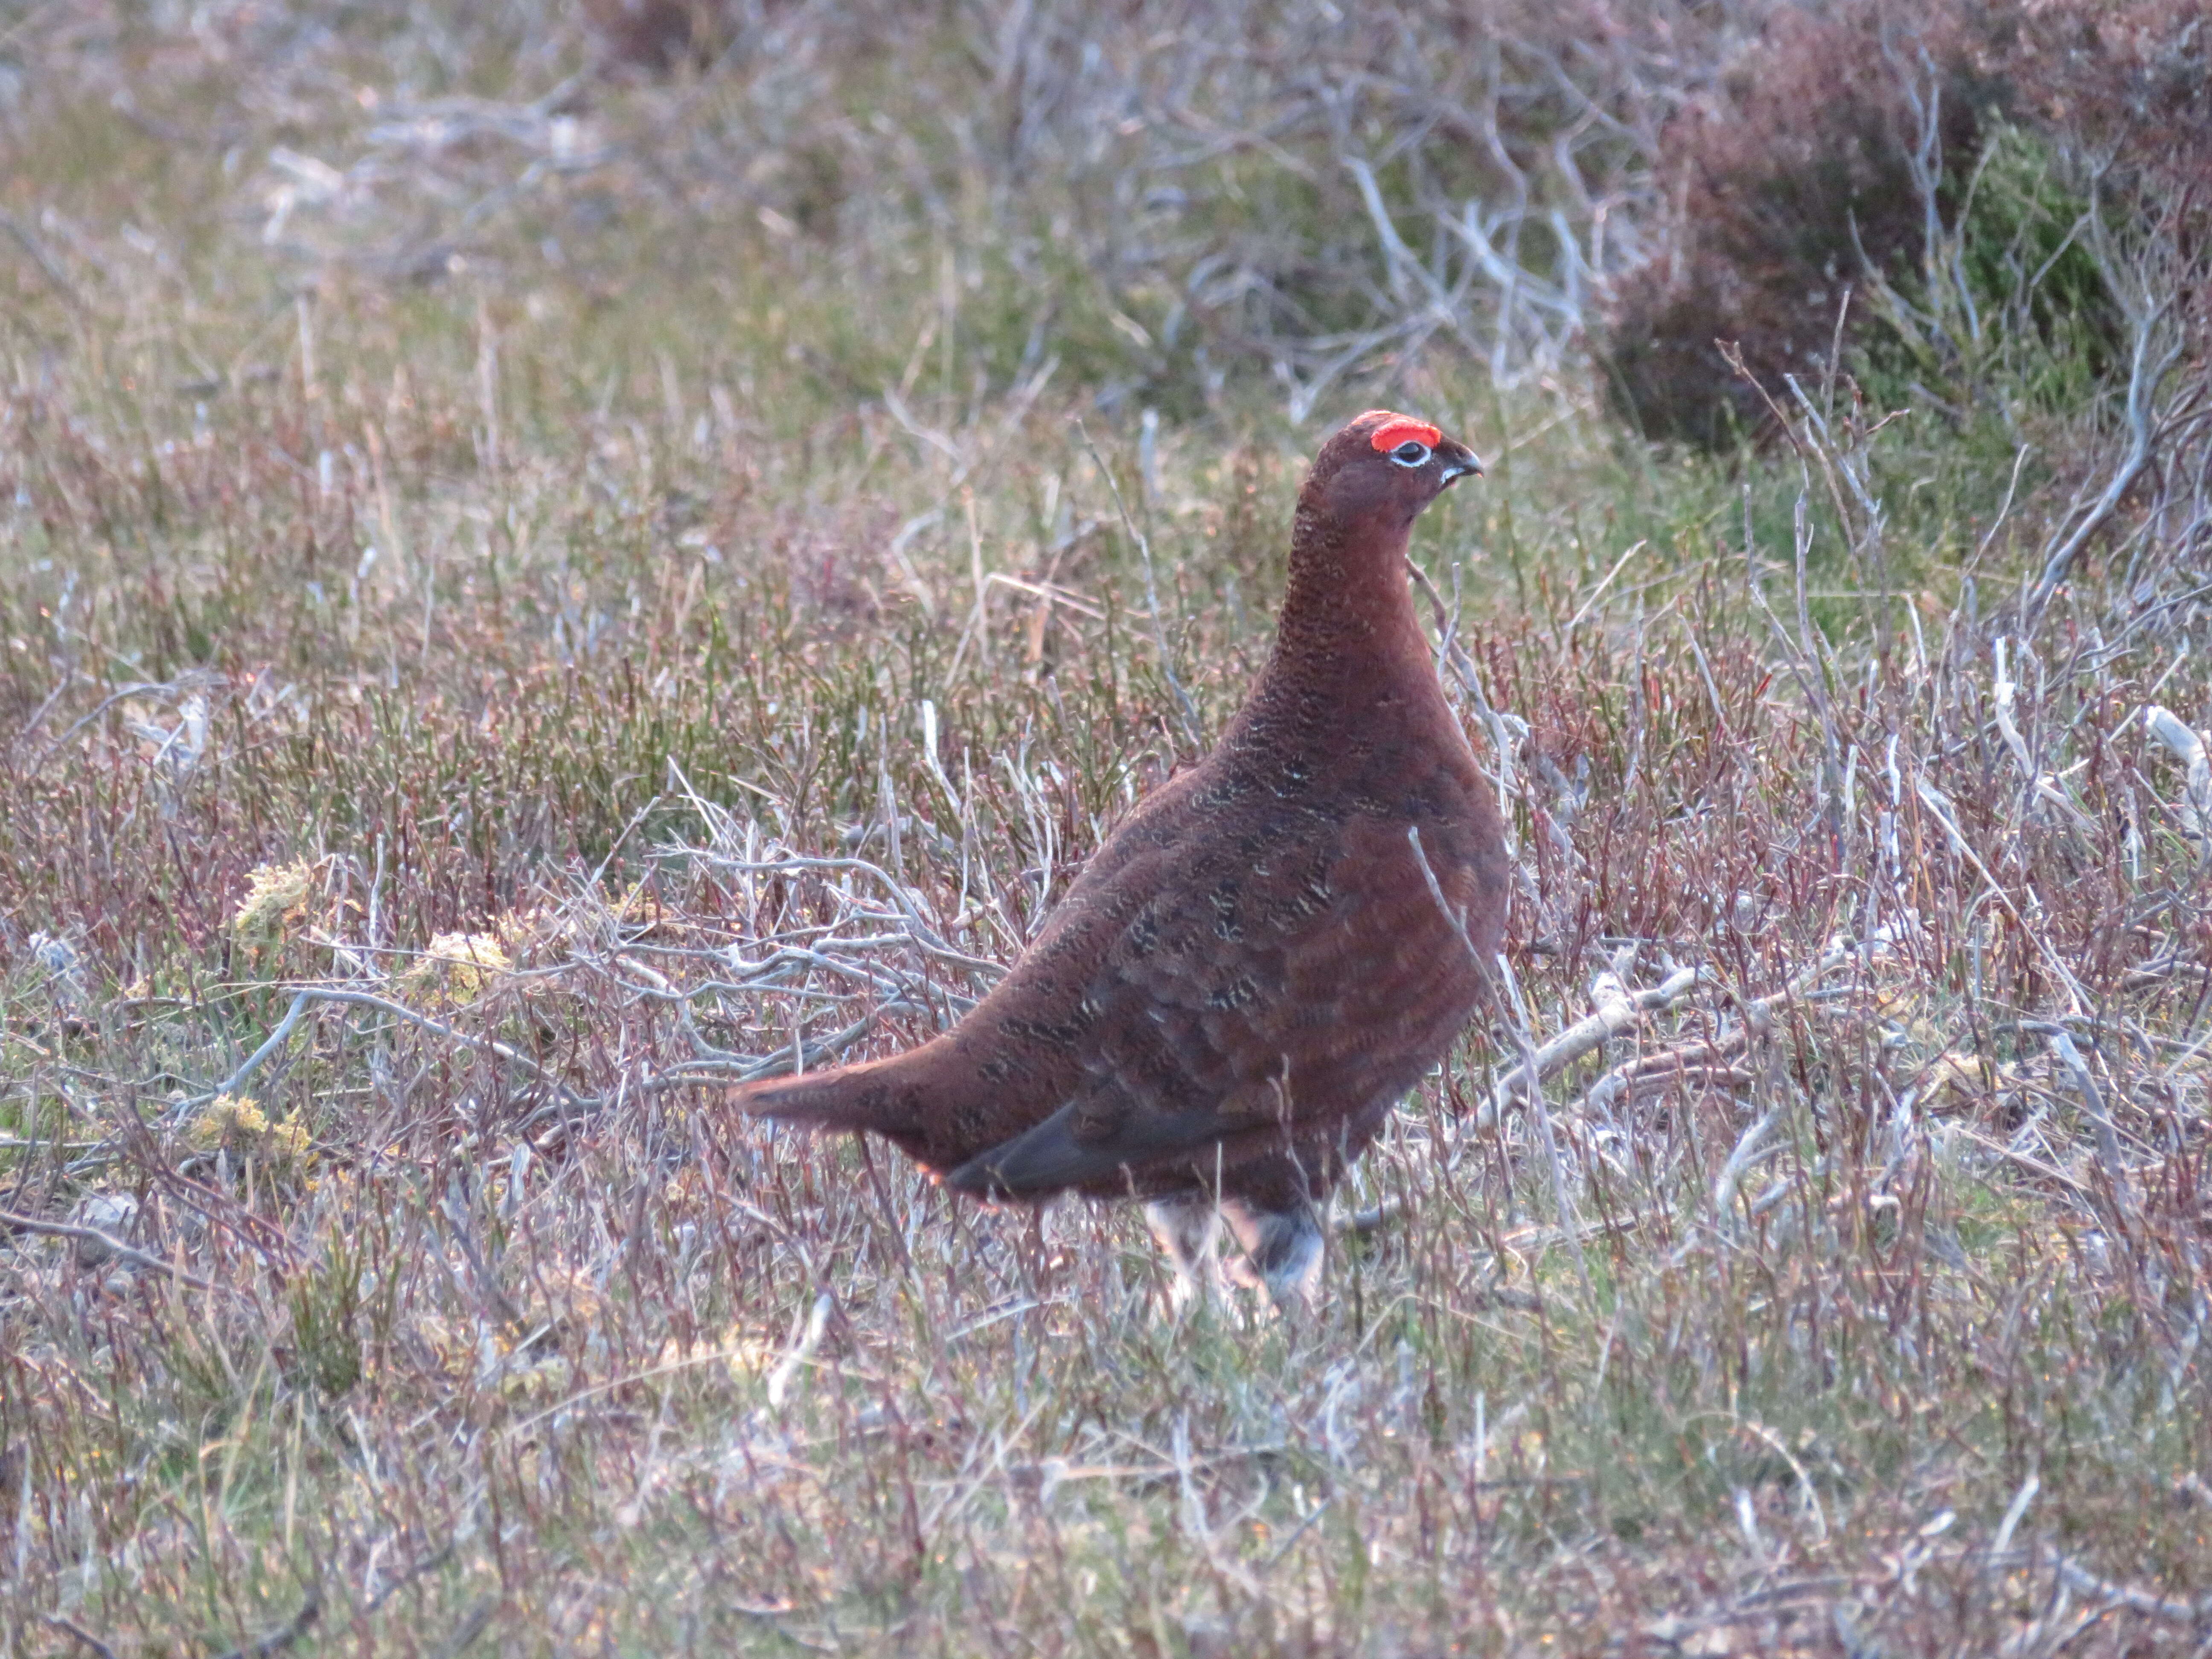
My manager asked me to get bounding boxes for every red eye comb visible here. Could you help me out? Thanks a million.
[1370,416,1441,452]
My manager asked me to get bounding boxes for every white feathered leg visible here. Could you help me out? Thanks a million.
[1220,1194,1325,1314]
[1144,1193,1227,1312]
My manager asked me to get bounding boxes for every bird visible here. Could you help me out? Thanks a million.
[731,410,1508,1311]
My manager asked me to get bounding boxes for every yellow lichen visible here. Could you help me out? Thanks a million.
[266,1112,314,1164]
[188,1094,314,1172]
[487,906,577,971]
[190,1093,271,1148]
[408,931,513,999]
[230,860,320,951]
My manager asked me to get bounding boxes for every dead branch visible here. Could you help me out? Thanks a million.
[1478,964,1702,1130]
[2144,704,2210,849]
[41,1615,120,1659]
[0,1207,221,1292]
[1580,947,1854,1114]
[206,1585,321,1659]
[172,987,593,1127]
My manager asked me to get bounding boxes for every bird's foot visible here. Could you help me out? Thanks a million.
[1221,1197,1325,1319]
[1145,1194,1228,1317]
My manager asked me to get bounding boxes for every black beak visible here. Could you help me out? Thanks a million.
[1437,443,1483,486]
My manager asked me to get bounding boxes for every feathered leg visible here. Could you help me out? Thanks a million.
[1144,1193,1227,1312]
[1212,1150,1332,1312]
[1220,1194,1324,1311]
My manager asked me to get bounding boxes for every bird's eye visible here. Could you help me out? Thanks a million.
[1389,440,1431,468]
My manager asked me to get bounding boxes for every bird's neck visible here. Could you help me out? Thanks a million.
[1264,503,1431,688]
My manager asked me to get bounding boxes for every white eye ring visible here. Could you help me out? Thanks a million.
[1388,440,1431,468]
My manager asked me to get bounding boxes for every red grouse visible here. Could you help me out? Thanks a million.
[732,411,1507,1309]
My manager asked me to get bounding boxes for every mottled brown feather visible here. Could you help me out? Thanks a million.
[732,410,1507,1231]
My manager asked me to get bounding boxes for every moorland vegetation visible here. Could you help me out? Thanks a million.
[2,1,2209,1652]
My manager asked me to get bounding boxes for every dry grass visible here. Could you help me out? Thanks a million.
[3,6,2209,1656]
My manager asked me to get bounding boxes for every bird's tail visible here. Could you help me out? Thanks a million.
[728,1057,920,1137]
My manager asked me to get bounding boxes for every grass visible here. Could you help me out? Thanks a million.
[3,6,2210,1656]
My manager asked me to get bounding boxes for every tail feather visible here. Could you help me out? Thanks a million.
[730,1059,918,1137]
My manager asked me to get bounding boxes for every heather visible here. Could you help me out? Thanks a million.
[2,3,2208,1654]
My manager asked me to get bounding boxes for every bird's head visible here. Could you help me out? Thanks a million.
[1302,410,1482,534]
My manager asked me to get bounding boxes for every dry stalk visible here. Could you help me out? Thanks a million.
[1580,947,1854,1116]
[1481,965,1702,1130]
[0,1207,222,1292]
[1407,825,1592,1298]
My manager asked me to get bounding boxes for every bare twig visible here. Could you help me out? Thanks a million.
[2023,307,2196,623]
[175,987,592,1123]
[0,208,82,308]
[1711,1103,1788,1230]
[1581,948,1854,1114]
[2144,704,2210,852]
[1406,825,1592,1295]
[2025,1023,2138,1229]
[2039,1551,2207,1624]
[766,1290,836,1409]
[360,1543,460,1619]
[41,1615,120,1659]
[1484,964,1702,1129]
[206,1585,321,1659]
[186,989,315,1114]
[1075,419,1200,748]
[0,1207,221,1291]
[1988,1470,2039,1567]
[1913,776,2090,1009]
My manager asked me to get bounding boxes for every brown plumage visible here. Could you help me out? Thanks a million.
[732,410,1508,1308]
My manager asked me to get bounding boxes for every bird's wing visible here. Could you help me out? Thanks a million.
[946,810,1491,1197]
